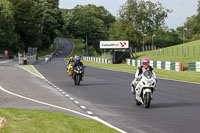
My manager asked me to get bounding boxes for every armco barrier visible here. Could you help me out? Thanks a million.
[126,59,183,72]
[82,56,111,64]
[188,62,200,72]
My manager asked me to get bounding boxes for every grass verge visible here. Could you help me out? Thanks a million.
[82,60,200,83]
[18,65,43,79]
[0,108,119,133]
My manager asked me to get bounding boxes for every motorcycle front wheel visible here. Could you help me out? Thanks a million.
[76,75,80,86]
[74,75,77,85]
[144,92,151,108]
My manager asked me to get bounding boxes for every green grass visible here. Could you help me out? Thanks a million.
[136,40,200,64]
[37,42,57,60]
[18,65,43,78]
[0,108,119,133]
[57,37,85,57]
[82,60,200,83]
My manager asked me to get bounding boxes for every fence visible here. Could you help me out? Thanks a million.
[82,56,111,64]
[134,45,200,57]
[126,59,183,72]
[18,47,37,65]
[188,62,200,72]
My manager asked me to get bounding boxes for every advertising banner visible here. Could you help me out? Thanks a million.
[100,41,129,49]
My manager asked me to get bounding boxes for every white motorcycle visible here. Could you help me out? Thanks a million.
[131,70,157,108]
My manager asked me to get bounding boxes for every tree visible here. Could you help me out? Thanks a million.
[0,0,18,52]
[62,4,116,49]
[34,0,63,49]
[110,0,171,48]
[8,0,40,50]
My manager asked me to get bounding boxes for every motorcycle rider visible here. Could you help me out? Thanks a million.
[131,58,156,95]
[67,56,75,67]
[67,57,75,75]
[73,56,84,80]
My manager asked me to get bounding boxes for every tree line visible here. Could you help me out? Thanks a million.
[61,0,184,54]
[1,0,199,55]
[178,0,200,42]
[0,0,63,54]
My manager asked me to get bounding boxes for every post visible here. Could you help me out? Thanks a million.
[152,34,155,56]
[183,28,187,57]
[163,48,164,56]
[167,48,168,56]
[143,34,146,53]
[177,46,178,56]
[182,46,184,57]
[86,35,88,55]
[193,46,195,57]
[199,46,200,56]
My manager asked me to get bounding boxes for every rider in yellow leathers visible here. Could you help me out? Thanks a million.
[67,57,75,76]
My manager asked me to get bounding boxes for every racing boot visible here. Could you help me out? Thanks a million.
[130,83,135,95]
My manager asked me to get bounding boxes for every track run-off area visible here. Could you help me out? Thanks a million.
[33,39,200,133]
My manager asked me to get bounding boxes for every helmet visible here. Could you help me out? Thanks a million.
[142,58,150,68]
[76,56,80,63]
[70,57,74,61]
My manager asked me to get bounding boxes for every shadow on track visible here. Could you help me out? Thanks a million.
[76,82,112,87]
[151,102,200,109]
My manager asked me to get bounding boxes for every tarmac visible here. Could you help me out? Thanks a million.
[0,60,87,118]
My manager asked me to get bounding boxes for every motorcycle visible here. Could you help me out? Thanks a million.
[131,70,157,108]
[72,66,84,86]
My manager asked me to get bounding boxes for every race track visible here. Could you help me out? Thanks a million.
[34,39,200,133]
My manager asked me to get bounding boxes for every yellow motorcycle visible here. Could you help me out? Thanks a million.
[67,62,74,76]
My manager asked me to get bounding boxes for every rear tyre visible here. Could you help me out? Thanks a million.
[144,92,151,108]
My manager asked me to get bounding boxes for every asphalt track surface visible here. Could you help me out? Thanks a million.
[0,60,87,118]
[34,39,200,133]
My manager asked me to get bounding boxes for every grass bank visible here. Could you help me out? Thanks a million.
[136,40,200,64]
[82,60,200,83]
[0,108,119,133]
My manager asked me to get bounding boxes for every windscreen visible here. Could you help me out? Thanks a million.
[143,70,153,79]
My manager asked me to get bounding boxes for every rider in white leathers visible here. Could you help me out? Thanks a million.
[131,58,156,95]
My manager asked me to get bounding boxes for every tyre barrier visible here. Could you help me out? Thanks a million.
[126,59,183,72]
[188,62,200,72]
[82,56,111,64]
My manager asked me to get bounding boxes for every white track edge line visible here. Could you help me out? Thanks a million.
[0,60,12,64]
[31,65,45,79]
[0,85,126,133]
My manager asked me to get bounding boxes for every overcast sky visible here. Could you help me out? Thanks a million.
[59,0,199,29]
